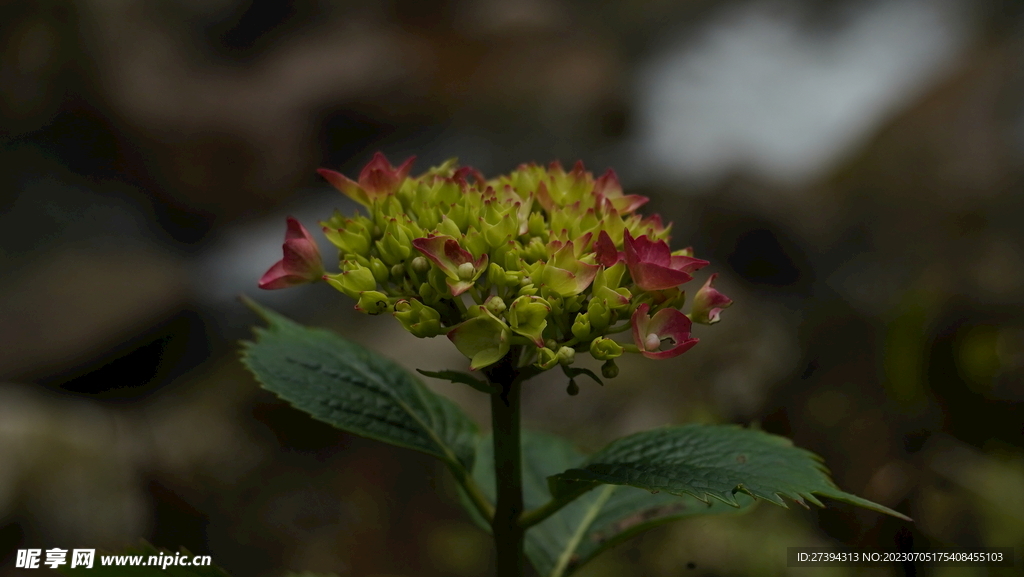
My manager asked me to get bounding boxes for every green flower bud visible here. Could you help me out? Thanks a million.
[393,299,443,338]
[355,291,390,315]
[527,212,547,236]
[418,282,439,303]
[370,257,390,284]
[457,261,476,281]
[517,283,538,296]
[601,359,619,379]
[571,313,591,340]
[390,264,405,279]
[587,299,612,330]
[590,337,623,361]
[341,257,367,271]
[375,221,412,265]
[535,347,558,370]
[507,296,550,347]
[428,267,450,296]
[324,267,377,298]
[523,237,548,262]
[482,202,518,249]
[437,216,462,238]
[462,231,488,260]
[322,219,371,256]
[557,346,575,366]
[411,256,430,273]
[487,262,507,286]
[485,296,506,315]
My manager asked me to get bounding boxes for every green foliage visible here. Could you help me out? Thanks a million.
[239,299,907,577]
[472,430,754,577]
[59,543,230,576]
[548,425,910,521]
[240,298,480,472]
[417,368,497,394]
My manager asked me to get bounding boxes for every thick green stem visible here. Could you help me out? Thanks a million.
[485,348,525,577]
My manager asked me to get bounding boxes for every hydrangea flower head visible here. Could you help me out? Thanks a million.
[260,153,731,372]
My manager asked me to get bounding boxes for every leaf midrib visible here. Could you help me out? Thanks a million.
[260,326,468,471]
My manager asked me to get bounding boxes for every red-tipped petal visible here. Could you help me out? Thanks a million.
[610,194,649,214]
[595,230,623,267]
[394,155,416,180]
[258,261,297,290]
[258,217,324,290]
[668,255,710,274]
[631,303,651,350]
[317,167,365,203]
[594,169,622,197]
[632,304,698,359]
[630,263,693,291]
[692,273,733,324]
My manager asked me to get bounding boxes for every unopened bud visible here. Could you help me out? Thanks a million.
[370,257,390,283]
[390,264,405,278]
[601,360,619,379]
[535,347,558,370]
[566,379,579,396]
[571,313,591,340]
[485,296,506,315]
[457,261,476,280]
[556,346,575,366]
[487,262,507,286]
[411,256,430,273]
[645,333,661,351]
[355,291,390,315]
[590,337,623,361]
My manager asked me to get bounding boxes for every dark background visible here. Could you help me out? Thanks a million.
[1,0,1023,575]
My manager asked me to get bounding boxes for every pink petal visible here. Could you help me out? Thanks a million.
[317,168,365,203]
[359,152,393,184]
[609,194,649,214]
[641,338,699,359]
[668,255,710,274]
[535,181,555,212]
[623,230,671,268]
[630,263,693,291]
[693,273,733,324]
[631,303,651,350]
[394,155,416,181]
[593,169,622,197]
[594,231,622,267]
[258,217,323,290]
[412,235,464,276]
[257,261,298,290]
[639,306,699,359]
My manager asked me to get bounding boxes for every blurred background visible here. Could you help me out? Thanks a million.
[1,0,1023,575]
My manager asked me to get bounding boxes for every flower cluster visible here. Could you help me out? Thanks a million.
[259,153,731,374]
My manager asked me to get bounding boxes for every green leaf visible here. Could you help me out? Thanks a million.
[549,424,911,522]
[471,430,753,577]
[240,297,479,472]
[417,368,497,394]
[59,543,230,576]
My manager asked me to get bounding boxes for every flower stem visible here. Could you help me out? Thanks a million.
[485,348,525,577]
